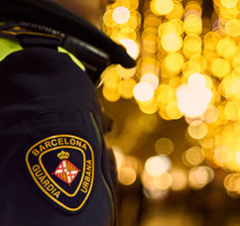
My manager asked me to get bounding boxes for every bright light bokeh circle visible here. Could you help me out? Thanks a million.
[112,6,131,24]
[119,39,140,59]
[133,82,155,102]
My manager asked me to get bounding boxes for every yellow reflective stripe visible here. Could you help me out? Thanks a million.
[0,37,85,72]
[0,37,23,62]
[58,47,86,71]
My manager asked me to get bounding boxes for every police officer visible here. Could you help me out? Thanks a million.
[0,0,135,225]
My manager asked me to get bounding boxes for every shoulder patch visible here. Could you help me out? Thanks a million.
[25,134,95,213]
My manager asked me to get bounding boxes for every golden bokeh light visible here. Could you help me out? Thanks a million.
[190,54,207,72]
[201,105,219,123]
[142,34,158,54]
[185,146,205,166]
[170,168,188,191]
[221,8,238,21]
[164,52,185,74]
[188,166,214,189]
[211,58,231,78]
[224,173,240,198]
[119,38,140,59]
[141,169,170,200]
[188,73,207,88]
[155,84,174,105]
[158,22,178,37]
[103,86,121,102]
[102,65,121,89]
[118,166,137,186]
[158,108,172,121]
[220,0,238,8]
[165,2,184,20]
[112,145,125,170]
[141,57,160,75]
[124,155,140,173]
[203,31,221,49]
[145,156,172,177]
[188,120,208,140]
[121,13,140,30]
[182,61,201,81]
[120,78,136,99]
[183,34,202,58]
[214,145,233,166]
[200,138,215,150]
[233,54,240,69]
[103,9,116,28]
[217,37,236,58]
[114,0,139,10]
[140,73,159,90]
[112,6,131,24]
[166,101,184,120]
[184,15,202,35]
[220,74,240,101]
[161,33,183,53]
[153,172,173,190]
[176,79,212,118]
[236,150,240,165]
[144,14,160,28]
[139,98,159,115]
[225,19,240,37]
[141,169,157,191]
[182,151,192,167]
[168,19,184,35]
[224,101,239,120]
[133,82,155,102]
[185,1,202,13]
[103,0,240,188]
[118,27,137,40]
[150,0,174,16]
[155,137,174,156]
[143,188,169,200]
[117,65,136,79]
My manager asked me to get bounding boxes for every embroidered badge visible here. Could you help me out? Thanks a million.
[25,135,94,213]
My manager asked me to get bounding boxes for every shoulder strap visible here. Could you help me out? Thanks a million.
[0,25,111,84]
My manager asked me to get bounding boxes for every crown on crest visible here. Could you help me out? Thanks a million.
[57,151,70,160]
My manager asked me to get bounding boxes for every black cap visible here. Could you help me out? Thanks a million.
[0,0,136,68]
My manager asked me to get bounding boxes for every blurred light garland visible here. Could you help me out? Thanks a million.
[103,0,240,198]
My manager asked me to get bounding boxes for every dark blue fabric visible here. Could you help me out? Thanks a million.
[0,47,115,226]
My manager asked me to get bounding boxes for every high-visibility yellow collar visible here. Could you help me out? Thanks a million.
[0,37,23,62]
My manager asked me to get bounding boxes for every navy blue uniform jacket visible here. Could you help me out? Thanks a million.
[0,46,116,225]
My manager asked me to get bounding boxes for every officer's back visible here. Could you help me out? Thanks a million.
[0,0,131,225]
